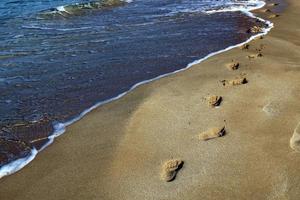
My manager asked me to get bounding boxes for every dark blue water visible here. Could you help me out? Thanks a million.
[0,0,265,167]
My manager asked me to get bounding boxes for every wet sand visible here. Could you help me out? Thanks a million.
[1,0,300,199]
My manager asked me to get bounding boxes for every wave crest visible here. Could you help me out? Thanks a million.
[38,0,130,19]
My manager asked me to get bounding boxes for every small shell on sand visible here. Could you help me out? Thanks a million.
[290,123,300,152]
[206,95,222,107]
[161,159,184,182]
[226,62,239,70]
[199,126,226,141]
[269,14,280,19]
[221,77,248,86]
[240,44,249,50]
[247,53,263,59]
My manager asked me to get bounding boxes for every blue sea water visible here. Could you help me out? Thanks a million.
[0,0,267,176]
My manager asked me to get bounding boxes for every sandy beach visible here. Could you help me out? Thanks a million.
[1,0,300,199]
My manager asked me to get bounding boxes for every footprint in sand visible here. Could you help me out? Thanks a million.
[226,61,239,71]
[161,159,184,182]
[260,8,272,13]
[247,53,263,59]
[221,77,248,86]
[240,44,250,50]
[262,101,281,116]
[290,122,300,152]
[206,95,222,107]
[267,3,279,7]
[199,126,226,141]
[269,14,280,19]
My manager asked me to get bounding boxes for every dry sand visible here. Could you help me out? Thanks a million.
[1,0,300,199]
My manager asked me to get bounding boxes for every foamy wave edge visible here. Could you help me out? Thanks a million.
[44,0,132,13]
[0,0,273,179]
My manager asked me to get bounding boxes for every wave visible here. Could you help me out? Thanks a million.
[0,0,274,179]
[155,0,265,17]
[204,0,265,14]
[0,149,37,179]
[37,0,131,19]
[22,25,93,31]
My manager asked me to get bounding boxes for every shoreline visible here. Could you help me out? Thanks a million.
[2,0,300,199]
[0,0,272,179]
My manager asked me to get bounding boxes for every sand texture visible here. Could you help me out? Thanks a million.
[1,0,300,199]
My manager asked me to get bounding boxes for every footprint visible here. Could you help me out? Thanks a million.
[254,36,264,41]
[240,44,250,50]
[269,14,280,19]
[206,95,222,107]
[268,3,279,7]
[226,61,239,70]
[262,101,281,116]
[221,77,248,86]
[247,53,263,59]
[161,159,184,182]
[199,126,226,141]
[290,122,300,152]
[260,8,272,13]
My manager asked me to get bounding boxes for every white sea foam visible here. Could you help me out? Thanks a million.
[205,0,265,14]
[0,0,273,179]
[0,148,38,178]
[56,6,67,12]
[39,0,132,18]
[22,25,93,31]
